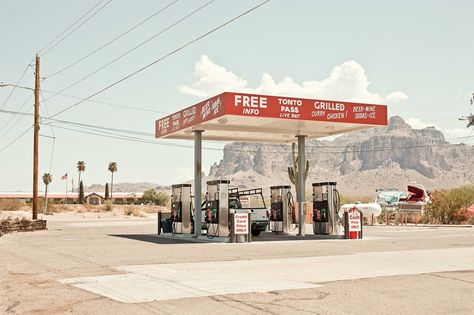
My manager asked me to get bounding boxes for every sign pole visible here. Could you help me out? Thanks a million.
[65,178,68,204]
[297,135,306,236]
[194,130,203,238]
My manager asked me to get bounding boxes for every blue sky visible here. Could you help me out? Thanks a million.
[1,0,473,192]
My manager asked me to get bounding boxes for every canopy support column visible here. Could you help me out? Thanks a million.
[194,130,203,238]
[297,135,307,236]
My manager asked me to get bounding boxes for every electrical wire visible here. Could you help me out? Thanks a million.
[0,93,33,136]
[0,58,34,111]
[45,0,179,79]
[47,120,474,154]
[39,0,114,57]
[43,0,217,103]
[38,88,168,114]
[40,90,55,138]
[45,0,270,119]
[37,0,108,54]
[3,107,474,154]
[40,90,56,173]
[0,125,33,154]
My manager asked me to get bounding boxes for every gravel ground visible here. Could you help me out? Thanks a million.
[1,214,473,314]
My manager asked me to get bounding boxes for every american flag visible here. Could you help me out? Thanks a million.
[61,173,68,180]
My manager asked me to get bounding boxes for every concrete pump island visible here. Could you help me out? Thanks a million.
[155,92,387,242]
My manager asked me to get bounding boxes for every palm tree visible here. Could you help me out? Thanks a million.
[108,162,118,199]
[42,173,52,214]
[77,161,85,194]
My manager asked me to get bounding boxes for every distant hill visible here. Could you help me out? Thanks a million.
[86,182,169,193]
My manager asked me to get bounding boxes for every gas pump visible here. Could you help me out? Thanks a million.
[312,182,340,235]
[204,180,230,238]
[171,184,192,234]
[269,185,295,234]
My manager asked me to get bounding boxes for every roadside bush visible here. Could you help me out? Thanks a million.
[143,189,157,204]
[123,205,145,217]
[154,192,169,206]
[103,200,114,212]
[38,198,56,214]
[424,185,474,224]
[0,199,22,211]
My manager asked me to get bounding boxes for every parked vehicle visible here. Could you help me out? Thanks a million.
[398,183,432,213]
[200,187,268,236]
[375,184,431,213]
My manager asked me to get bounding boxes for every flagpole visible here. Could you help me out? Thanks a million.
[66,177,68,204]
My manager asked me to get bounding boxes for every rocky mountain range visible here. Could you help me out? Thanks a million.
[207,116,474,198]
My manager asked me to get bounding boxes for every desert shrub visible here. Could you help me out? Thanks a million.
[38,198,56,214]
[53,204,68,213]
[143,189,157,204]
[424,185,474,224]
[123,205,146,217]
[103,200,114,212]
[0,199,22,211]
[154,192,169,206]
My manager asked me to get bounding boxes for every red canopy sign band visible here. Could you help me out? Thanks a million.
[155,92,388,138]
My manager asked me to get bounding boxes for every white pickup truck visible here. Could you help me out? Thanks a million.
[228,187,268,236]
[200,187,269,236]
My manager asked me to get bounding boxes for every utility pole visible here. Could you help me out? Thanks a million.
[32,54,40,220]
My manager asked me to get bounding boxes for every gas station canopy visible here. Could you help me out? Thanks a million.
[155,92,388,143]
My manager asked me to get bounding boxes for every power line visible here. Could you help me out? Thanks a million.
[39,0,114,57]
[43,0,218,103]
[0,58,34,111]
[48,122,474,157]
[45,0,179,79]
[45,0,271,120]
[40,90,55,138]
[0,93,33,137]
[37,0,108,54]
[0,126,33,154]
[40,88,168,114]
[4,107,474,146]
[42,118,474,154]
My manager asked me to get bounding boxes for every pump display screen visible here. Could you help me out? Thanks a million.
[313,201,329,222]
[171,201,182,222]
[206,200,219,223]
[271,202,283,221]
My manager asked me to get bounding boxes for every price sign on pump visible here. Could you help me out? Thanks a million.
[234,213,249,235]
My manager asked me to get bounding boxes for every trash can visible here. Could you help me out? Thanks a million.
[161,219,173,233]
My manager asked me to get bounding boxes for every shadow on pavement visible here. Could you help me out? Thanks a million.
[109,234,198,244]
[253,232,344,242]
[109,233,344,245]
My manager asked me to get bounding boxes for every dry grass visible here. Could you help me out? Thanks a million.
[0,199,22,211]
[123,205,146,217]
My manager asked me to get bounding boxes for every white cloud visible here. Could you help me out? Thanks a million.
[179,55,406,104]
[406,118,437,129]
[386,91,408,103]
[179,55,247,97]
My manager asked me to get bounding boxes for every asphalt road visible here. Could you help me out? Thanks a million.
[1,215,473,314]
